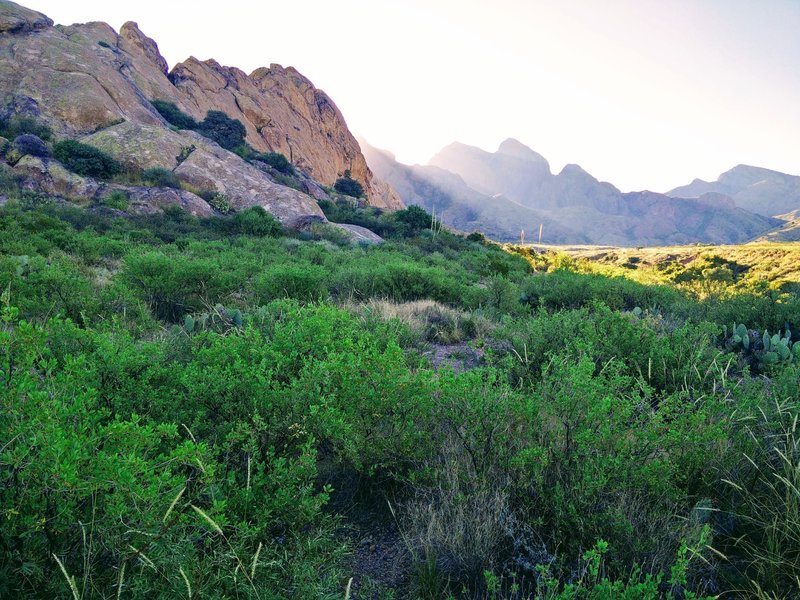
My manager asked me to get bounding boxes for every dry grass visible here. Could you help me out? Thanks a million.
[395,440,510,594]
[717,400,800,598]
[348,299,494,344]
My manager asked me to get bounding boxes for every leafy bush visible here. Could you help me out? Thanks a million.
[0,115,52,141]
[101,190,129,210]
[252,151,294,174]
[142,166,181,189]
[197,110,246,150]
[1,200,800,598]
[52,140,121,178]
[207,192,232,214]
[151,99,198,130]
[254,263,329,303]
[233,206,282,236]
[11,133,49,158]
[394,204,434,234]
[333,170,365,198]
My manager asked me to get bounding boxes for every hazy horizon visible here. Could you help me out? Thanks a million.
[25,0,800,193]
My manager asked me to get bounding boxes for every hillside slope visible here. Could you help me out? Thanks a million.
[0,0,401,223]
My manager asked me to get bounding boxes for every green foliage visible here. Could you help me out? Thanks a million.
[394,204,433,232]
[142,166,181,189]
[254,263,329,303]
[197,110,247,151]
[101,189,129,210]
[52,140,121,179]
[175,143,196,165]
[207,191,232,214]
[251,150,294,174]
[151,99,198,130]
[233,205,283,236]
[334,170,365,198]
[0,201,799,598]
[0,115,53,141]
[726,322,800,373]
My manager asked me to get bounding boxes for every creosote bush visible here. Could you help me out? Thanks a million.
[52,139,121,179]
[197,110,246,150]
[333,169,365,198]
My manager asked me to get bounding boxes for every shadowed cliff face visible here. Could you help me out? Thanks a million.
[374,138,781,245]
[0,0,401,221]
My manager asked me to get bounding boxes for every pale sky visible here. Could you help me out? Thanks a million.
[26,0,800,192]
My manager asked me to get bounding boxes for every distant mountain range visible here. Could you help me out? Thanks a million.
[364,138,787,246]
[668,165,800,219]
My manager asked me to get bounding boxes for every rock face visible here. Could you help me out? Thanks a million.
[372,138,780,245]
[668,165,800,218]
[167,59,402,210]
[0,1,50,33]
[84,121,324,224]
[13,154,214,216]
[0,0,400,222]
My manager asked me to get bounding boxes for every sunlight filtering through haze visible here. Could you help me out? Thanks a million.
[27,0,800,192]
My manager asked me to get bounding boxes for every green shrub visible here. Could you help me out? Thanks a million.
[252,151,294,174]
[254,263,329,303]
[151,99,198,130]
[101,190,129,210]
[142,166,181,189]
[0,115,52,141]
[197,110,246,150]
[233,206,282,236]
[52,140,121,179]
[207,192,232,214]
[121,251,238,321]
[333,170,365,198]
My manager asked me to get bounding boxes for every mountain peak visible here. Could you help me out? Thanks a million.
[496,138,548,165]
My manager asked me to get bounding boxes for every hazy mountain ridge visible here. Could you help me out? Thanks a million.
[367,138,779,245]
[668,165,800,218]
[361,140,585,243]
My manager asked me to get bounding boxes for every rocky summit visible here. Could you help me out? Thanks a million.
[0,0,401,226]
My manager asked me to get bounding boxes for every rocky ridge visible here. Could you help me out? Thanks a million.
[668,165,800,218]
[0,0,401,227]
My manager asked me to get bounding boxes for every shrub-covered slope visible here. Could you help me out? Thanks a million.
[1,196,800,599]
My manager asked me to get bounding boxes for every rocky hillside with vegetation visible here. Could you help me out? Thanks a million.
[0,0,400,228]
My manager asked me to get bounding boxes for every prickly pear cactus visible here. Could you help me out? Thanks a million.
[729,324,799,373]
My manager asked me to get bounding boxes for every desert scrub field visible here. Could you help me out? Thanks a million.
[1,197,800,599]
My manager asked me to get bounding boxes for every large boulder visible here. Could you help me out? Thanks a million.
[83,121,325,224]
[0,1,51,33]
[12,153,214,216]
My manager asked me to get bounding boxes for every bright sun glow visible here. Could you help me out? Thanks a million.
[25,0,800,192]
